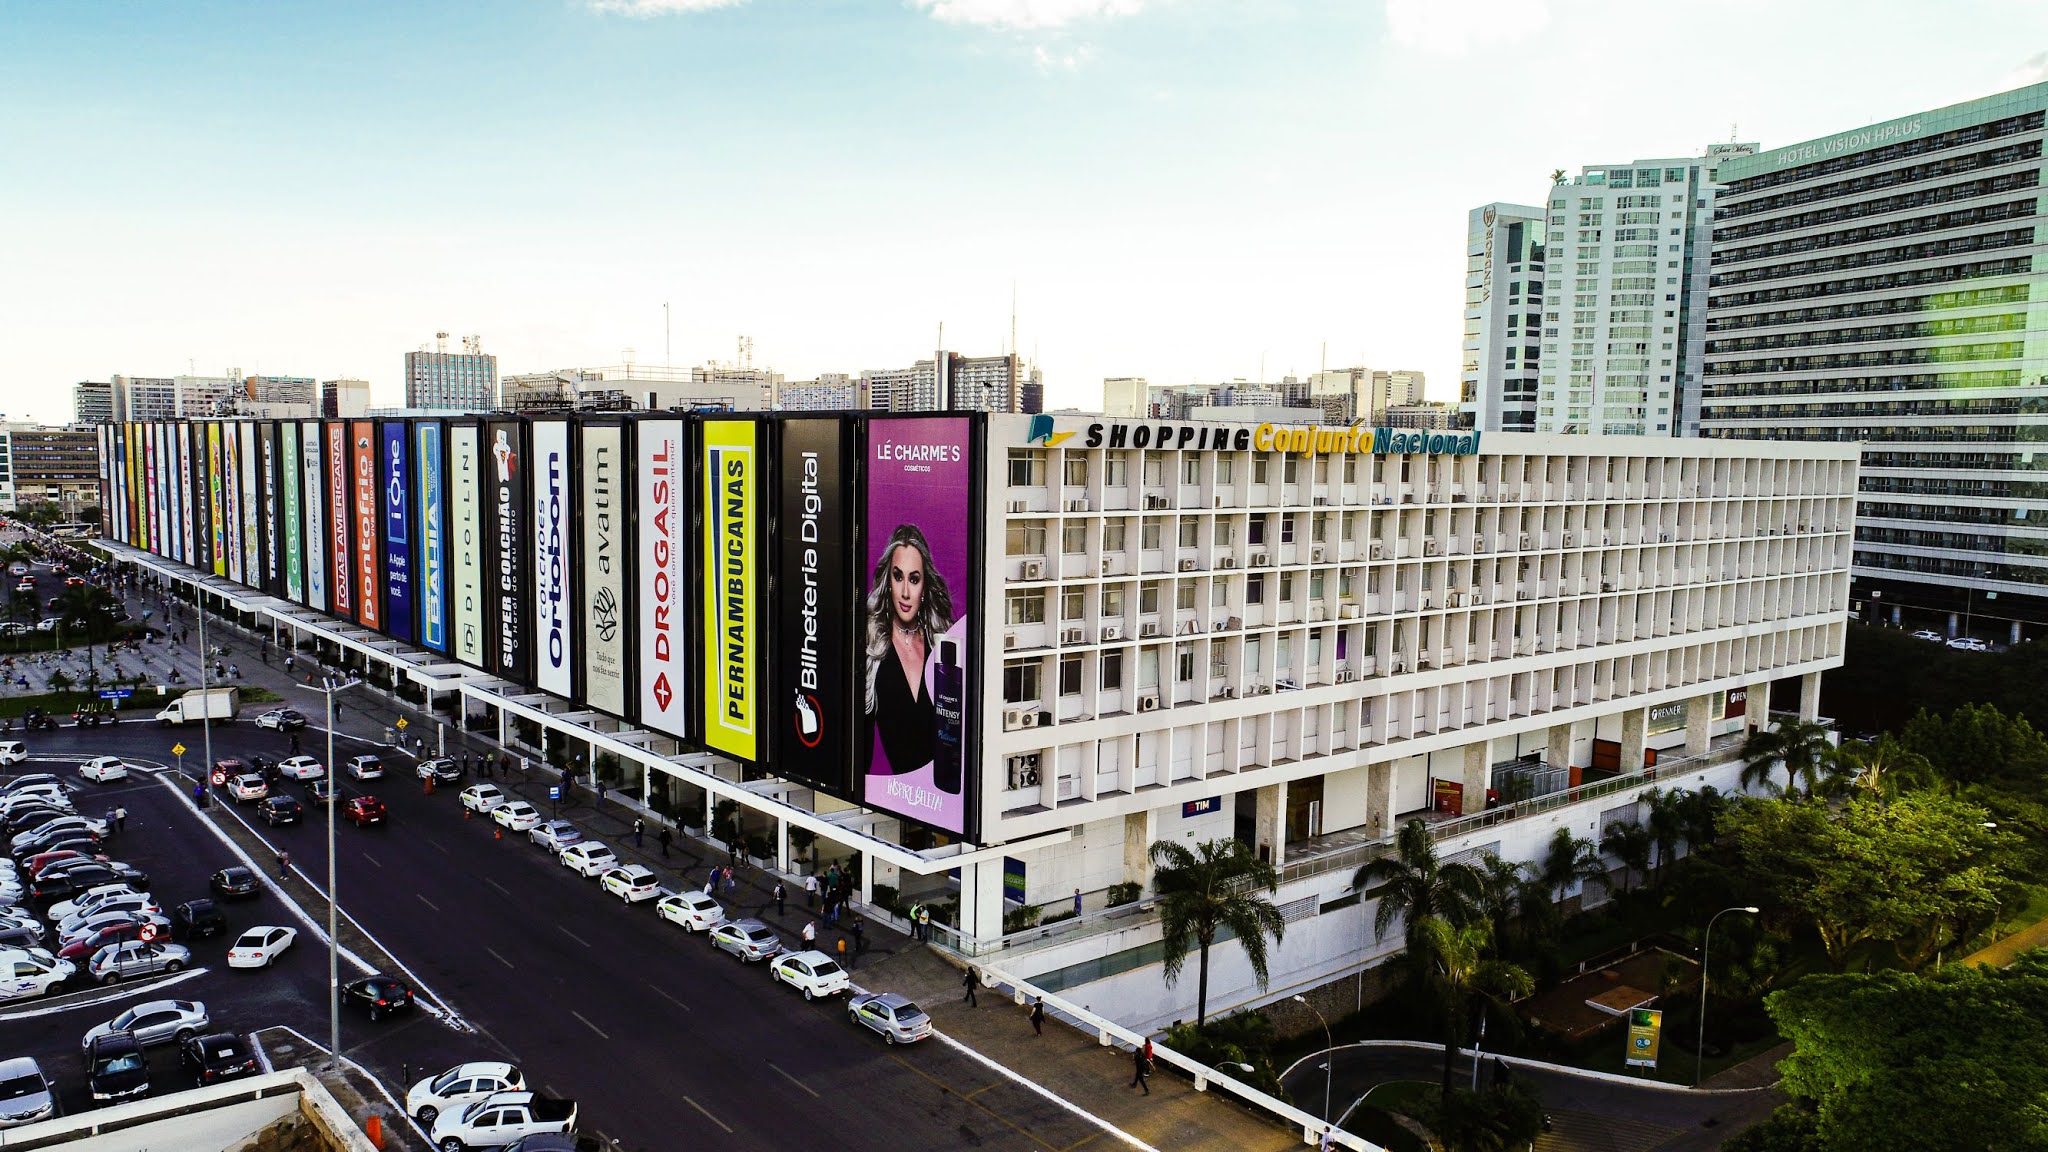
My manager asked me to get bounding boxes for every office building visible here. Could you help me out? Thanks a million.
[1537,144,1757,436]
[862,351,1041,413]
[1382,402,1458,430]
[775,373,861,411]
[1701,81,2048,629]
[500,370,583,413]
[404,339,498,411]
[1102,378,1150,417]
[319,379,371,418]
[174,374,243,417]
[73,381,113,425]
[0,424,101,515]
[1368,370,1426,418]
[1461,203,1547,431]
[243,375,318,418]
[110,376,177,421]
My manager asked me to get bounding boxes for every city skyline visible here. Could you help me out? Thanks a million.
[3,1,2044,424]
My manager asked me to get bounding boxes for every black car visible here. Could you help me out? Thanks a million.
[29,852,113,883]
[256,796,304,827]
[12,830,103,863]
[180,1032,259,1087]
[342,974,415,1021]
[1,807,74,836]
[85,1031,148,1102]
[30,863,146,905]
[210,867,260,900]
[172,899,227,940]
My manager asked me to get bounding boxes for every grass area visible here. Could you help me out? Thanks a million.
[1362,1079,1436,1113]
[1562,1016,1783,1085]
[1350,1082,1432,1152]
[0,690,161,719]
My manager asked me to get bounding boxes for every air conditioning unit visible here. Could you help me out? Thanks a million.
[1004,632,1020,650]
[1226,616,1242,630]
[1006,754,1041,788]
[1310,546,1325,563]
[1146,495,1168,509]
[1423,540,1440,557]
[1309,605,1327,622]
[1251,551,1269,566]
[1101,559,1114,576]
[1519,533,1531,550]
[1061,626,1084,645]
[1219,686,1236,699]
[1003,708,1030,730]
[1219,554,1237,569]
[1313,496,1328,506]
[1336,669,1356,683]
[1448,592,1464,607]
[1022,560,1044,580]
[1101,624,1124,641]
[1009,500,1029,513]
[1340,603,1362,619]
[1420,596,1432,610]
[1214,495,1225,508]
[1474,539,1488,554]
[1369,542,1384,560]
[1138,694,1161,712]
[1067,498,1090,512]
[1021,710,1042,728]
[1562,532,1574,547]
[1181,619,1200,634]
[1141,621,1163,638]
[1179,558,1198,572]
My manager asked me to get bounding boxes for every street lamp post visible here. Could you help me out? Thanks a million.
[298,673,361,1071]
[1697,905,1760,1087]
[1293,994,1334,1123]
[196,587,214,788]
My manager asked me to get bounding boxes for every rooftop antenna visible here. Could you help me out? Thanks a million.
[937,321,944,355]
[1010,281,1018,359]
[664,303,671,367]
[1321,342,1327,374]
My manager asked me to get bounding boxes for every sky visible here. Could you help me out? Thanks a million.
[2,0,2045,422]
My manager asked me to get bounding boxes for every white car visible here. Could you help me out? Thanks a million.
[655,890,726,933]
[276,756,325,781]
[599,865,660,903]
[708,919,782,963]
[79,758,129,784]
[58,895,162,938]
[226,926,297,969]
[460,784,506,814]
[0,741,26,766]
[344,755,384,781]
[0,948,73,1001]
[771,950,852,1001]
[1947,636,1990,652]
[0,789,68,815]
[228,774,268,803]
[491,801,541,833]
[1910,629,1945,642]
[528,820,581,852]
[253,709,307,731]
[558,842,617,878]
[49,884,151,925]
[405,1061,526,1127]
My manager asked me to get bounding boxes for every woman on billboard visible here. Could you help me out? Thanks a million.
[862,523,963,794]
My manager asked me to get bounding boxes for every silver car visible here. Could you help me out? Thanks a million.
[89,941,191,984]
[847,992,932,1045]
[708,919,781,963]
[0,1056,56,1127]
[81,999,210,1049]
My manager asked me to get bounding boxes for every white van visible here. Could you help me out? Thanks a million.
[0,948,74,1001]
[0,742,26,767]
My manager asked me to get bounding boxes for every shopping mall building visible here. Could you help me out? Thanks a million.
[95,412,1854,1023]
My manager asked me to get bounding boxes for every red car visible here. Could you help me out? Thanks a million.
[23,849,105,875]
[344,796,387,827]
[57,919,158,962]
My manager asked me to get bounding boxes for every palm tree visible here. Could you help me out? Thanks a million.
[1412,917,1534,1110]
[1537,827,1605,905]
[1826,734,1935,803]
[1355,818,1486,956]
[1676,785,1728,850]
[1599,820,1653,894]
[1739,717,1834,797]
[1150,838,1287,1026]
[1644,788,1686,884]
[1474,853,1554,962]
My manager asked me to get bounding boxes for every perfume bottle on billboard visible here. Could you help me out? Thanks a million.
[933,637,963,795]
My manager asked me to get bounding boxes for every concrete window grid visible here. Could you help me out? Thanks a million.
[986,441,1855,828]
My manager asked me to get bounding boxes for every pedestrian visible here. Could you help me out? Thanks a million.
[633,818,644,849]
[277,849,291,879]
[963,966,979,1007]
[1130,1046,1151,1094]
[724,866,737,894]
[596,780,606,805]
[1031,998,1046,1036]
[773,881,786,916]
[908,902,922,941]
[802,920,817,950]
[114,806,126,833]
[104,807,116,836]
[289,733,301,755]
[704,875,718,897]
[500,754,511,777]
[851,915,865,954]
[918,905,931,943]
[806,873,820,909]
[481,755,492,780]
[658,827,673,859]
[838,935,851,969]
[284,655,294,674]
[1074,887,1083,917]
[827,864,840,892]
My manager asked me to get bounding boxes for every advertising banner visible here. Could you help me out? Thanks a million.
[258,423,280,596]
[239,422,259,587]
[636,419,688,739]
[415,421,448,654]
[181,424,197,565]
[531,419,574,698]
[143,423,160,555]
[326,421,352,618]
[485,420,528,682]
[207,423,227,577]
[351,421,380,629]
[158,425,176,562]
[1625,1008,1663,1068]
[860,416,973,835]
[301,423,325,610]
[701,419,758,762]
[580,424,627,717]
[450,424,485,667]
[380,420,413,644]
[188,425,207,570]
[282,423,304,604]
[774,419,852,792]
[222,421,244,583]
[95,426,110,540]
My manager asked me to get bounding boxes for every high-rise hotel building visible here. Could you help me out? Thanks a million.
[1701,82,2048,625]
[1461,203,1546,432]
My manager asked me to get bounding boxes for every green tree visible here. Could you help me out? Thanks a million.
[1823,734,1935,802]
[1740,718,1836,797]
[1411,917,1533,1110]
[1149,838,1286,1026]
[1474,853,1552,961]
[1599,820,1653,894]
[1536,827,1604,905]
[1355,818,1486,959]
[1643,787,1686,884]
[1899,702,2048,791]
[1422,1081,1549,1152]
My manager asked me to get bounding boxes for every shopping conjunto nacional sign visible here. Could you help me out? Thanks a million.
[1026,414,1480,457]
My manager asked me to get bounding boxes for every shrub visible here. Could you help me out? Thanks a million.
[1107,881,1143,907]
[1004,904,1043,934]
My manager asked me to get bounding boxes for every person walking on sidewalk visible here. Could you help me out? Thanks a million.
[723,866,737,894]
[276,850,291,879]
[851,915,865,956]
[918,905,932,943]
[1074,887,1084,917]
[962,966,979,1007]
[114,806,127,833]
[773,881,785,916]
[805,873,819,909]
[633,818,644,849]
[1031,998,1045,1036]
[802,920,817,951]
[838,935,852,970]
[1130,1045,1151,1094]
[658,826,672,859]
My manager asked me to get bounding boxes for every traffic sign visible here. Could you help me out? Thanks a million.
[210,770,227,787]
[98,688,133,699]
[172,743,186,757]
[395,717,409,730]
[548,786,562,801]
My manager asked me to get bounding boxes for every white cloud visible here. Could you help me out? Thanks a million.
[1032,42,1096,72]
[910,0,1144,31]
[588,0,746,16]
[1384,0,1551,56]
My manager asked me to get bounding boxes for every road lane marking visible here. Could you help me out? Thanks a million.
[767,1060,820,1099]
[361,851,383,869]
[416,894,440,913]
[485,878,509,896]
[424,837,450,855]
[571,1010,609,1040]
[0,966,209,1022]
[683,1096,733,1134]
[930,1029,1167,1152]
[485,946,514,969]
[556,924,590,948]
[647,983,691,1012]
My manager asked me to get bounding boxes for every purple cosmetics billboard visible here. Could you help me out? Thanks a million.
[860,416,973,836]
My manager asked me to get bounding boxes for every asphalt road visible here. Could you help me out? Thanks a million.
[1,711,1084,1150]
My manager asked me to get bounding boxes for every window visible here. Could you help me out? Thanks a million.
[1005,592,1045,625]
[1140,582,1161,614]
[1279,572,1295,601]
[1062,590,1084,620]
[1004,522,1045,556]
[1216,520,1236,545]
[1182,457,1200,485]
[1105,456,1128,486]
[1142,452,1164,486]
[1249,516,1267,545]
[1343,457,1356,484]
[1101,651,1124,690]
[1311,513,1329,543]
[1177,649,1195,682]
[1211,581,1228,608]
[1216,458,1233,484]
[1063,457,1088,487]
[1176,582,1196,610]
[1281,517,1296,544]
[1059,657,1082,696]
[1102,587,1125,616]
[1283,456,1299,484]
[1176,517,1199,548]
[1007,451,1043,487]
[1253,456,1269,484]
[1103,524,1127,552]
[1247,574,1265,604]
[1003,662,1042,703]
[1062,522,1086,554]
[1141,522,1162,550]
